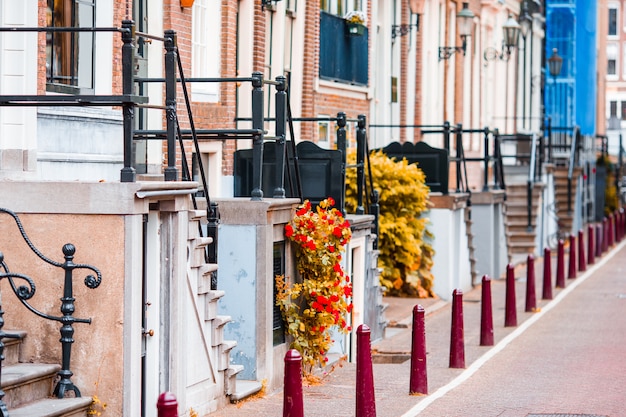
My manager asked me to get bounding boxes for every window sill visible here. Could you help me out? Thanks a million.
[317,79,370,100]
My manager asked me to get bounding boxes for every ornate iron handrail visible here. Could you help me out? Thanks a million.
[0,208,102,400]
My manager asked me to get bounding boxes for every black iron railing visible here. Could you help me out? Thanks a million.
[369,122,505,196]
[0,208,102,404]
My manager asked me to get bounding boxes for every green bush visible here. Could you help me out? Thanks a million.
[345,150,435,297]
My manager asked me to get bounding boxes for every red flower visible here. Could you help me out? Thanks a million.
[285,224,294,237]
[344,286,352,297]
[332,227,343,237]
[317,295,329,305]
[333,263,342,273]
[328,245,335,253]
[327,197,335,206]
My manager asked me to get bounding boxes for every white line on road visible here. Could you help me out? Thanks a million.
[401,239,626,417]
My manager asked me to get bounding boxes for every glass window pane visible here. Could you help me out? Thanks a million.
[609,8,617,36]
[608,59,617,75]
[46,0,94,90]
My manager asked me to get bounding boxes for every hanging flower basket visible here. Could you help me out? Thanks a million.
[344,10,366,37]
[346,22,366,37]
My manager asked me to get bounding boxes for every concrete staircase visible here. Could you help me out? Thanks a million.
[2,331,92,417]
[464,206,477,285]
[187,209,262,406]
[504,182,544,262]
[552,166,582,236]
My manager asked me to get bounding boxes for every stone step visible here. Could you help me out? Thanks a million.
[205,289,226,321]
[2,331,27,366]
[218,340,237,371]
[9,397,92,417]
[211,316,232,347]
[2,363,61,409]
[225,364,245,397]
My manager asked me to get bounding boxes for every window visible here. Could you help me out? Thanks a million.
[621,101,626,120]
[608,43,618,76]
[191,0,221,102]
[609,7,618,36]
[321,0,364,17]
[46,0,95,92]
[318,118,330,145]
[611,101,618,117]
[609,58,617,75]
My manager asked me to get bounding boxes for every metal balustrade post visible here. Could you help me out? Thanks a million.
[208,201,220,290]
[53,244,93,398]
[493,129,502,190]
[455,124,462,193]
[273,76,287,198]
[443,121,451,153]
[356,115,366,215]
[164,30,178,181]
[337,112,347,216]
[482,127,489,192]
[120,20,136,182]
[336,112,347,159]
[251,72,265,200]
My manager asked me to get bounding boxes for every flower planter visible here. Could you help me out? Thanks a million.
[346,22,366,37]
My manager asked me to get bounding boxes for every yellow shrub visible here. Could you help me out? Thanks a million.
[345,150,435,297]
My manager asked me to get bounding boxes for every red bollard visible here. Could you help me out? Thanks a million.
[505,264,517,327]
[449,289,465,368]
[609,215,615,247]
[596,224,603,258]
[602,217,609,253]
[587,224,595,265]
[568,234,577,279]
[556,239,566,288]
[525,255,537,312]
[283,349,304,417]
[578,229,586,272]
[480,276,494,346]
[157,392,178,417]
[542,247,553,300]
[356,324,376,417]
[409,305,428,395]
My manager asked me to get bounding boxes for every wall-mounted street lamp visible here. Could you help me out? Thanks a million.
[261,0,281,10]
[548,48,563,125]
[438,2,475,61]
[483,14,521,63]
[547,48,563,78]
[392,0,425,39]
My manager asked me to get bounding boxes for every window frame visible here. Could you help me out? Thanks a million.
[191,0,221,103]
[609,6,618,37]
[46,0,96,94]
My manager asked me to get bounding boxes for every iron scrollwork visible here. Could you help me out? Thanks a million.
[0,207,102,399]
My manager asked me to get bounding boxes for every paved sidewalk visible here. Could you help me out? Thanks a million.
[211,239,620,417]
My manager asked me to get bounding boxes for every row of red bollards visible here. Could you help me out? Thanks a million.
[280,211,626,417]
[156,211,626,417]
[282,324,378,417]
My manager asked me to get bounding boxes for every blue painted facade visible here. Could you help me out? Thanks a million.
[545,0,598,135]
